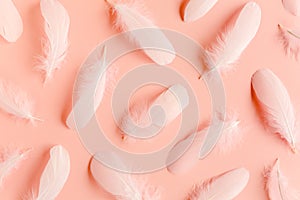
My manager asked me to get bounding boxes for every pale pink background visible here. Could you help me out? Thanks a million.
[0,0,300,199]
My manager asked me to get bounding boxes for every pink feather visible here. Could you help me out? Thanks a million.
[278,24,300,59]
[282,0,300,16]
[186,168,249,200]
[251,68,299,153]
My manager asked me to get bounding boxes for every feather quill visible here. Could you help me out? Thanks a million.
[105,0,175,65]
[0,0,23,42]
[278,24,300,59]
[38,0,70,82]
[186,168,249,200]
[203,2,261,76]
[90,152,161,200]
[282,0,300,16]
[0,80,41,123]
[265,159,299,200]
[183,0,218,22]
[251,68,299,153]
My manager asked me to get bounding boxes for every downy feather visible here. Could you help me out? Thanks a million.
[38,0,70,82]
[265,159,299,200]
[186,168,249,200]
[251,68,299,153]
[203,2,261,76]
[0,0,23,42]
[183,0,219,22]
[278,24,300,59]
[282,0,300,16]
[105,0,175,65]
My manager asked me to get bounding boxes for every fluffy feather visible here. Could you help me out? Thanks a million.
[203,2,261,76]
[251,68,299,153]
[167,113,241,174]
[265,159,299,200]
[90,152,161,200]
[186,168,249,200]
[0,80,41,123]
[278,24,300,59]
[105,0,175,65]
[38,0,70,82]
[29,145,70,200]
[183,0,218,22]
[0,148,30,187]
[282,0,300,16]
[0,0,23,42]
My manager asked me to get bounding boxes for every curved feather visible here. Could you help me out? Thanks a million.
[0,0,23,42]
[186,168,249,200]
[251,68,299,153]
[265,159,299,200]
[183,0,218,22]
[278,24,300,59]
[38,0,70,82]
[204,2,261,75]
[106,0,175,65]
[282,0,300,16]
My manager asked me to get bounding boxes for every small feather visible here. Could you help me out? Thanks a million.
[38,0,70,82]
[282,0,300,16]
[278,24,300,59]
[0,0,23,42]
[251,68,299,153]
[105,0,175,65]
[183,0,219,22]
[186,168,249,200]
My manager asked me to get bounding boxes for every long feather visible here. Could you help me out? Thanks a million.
[30,145,70,200]
[183,0,219,22]
[186,168,249,200]
[0,80,41,123]
[105,0,175,65]
[90,152,161,200]
[167,113,241,174]
[282,0,300,16]
[203,2,261,76]
[251,68,299,153]
[278,24,300,59]
[0,148,30,187]
[0,0,23,42]
[265,159,299,200]
[38,0,70,82]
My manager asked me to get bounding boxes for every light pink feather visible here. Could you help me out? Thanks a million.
[251,68,299,153]
[265,159,299,200]
[278,24,300,59]
[183,0,219,22]
[0,0,23,42]
[282,0,300,16]
[186,168,249,200]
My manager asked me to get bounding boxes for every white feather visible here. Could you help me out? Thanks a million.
[204,2,261,75]
[38,0,70,82]
[282,0,300,16]
[106,0,175,65]
[183,0,219,22]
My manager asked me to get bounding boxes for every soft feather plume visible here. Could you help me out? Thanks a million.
[0,0,23,42]
[186,168,249,200]
[0,148,30,187]
[167,113,241,174]
[251,68,299,153]
[0,80,41,123]
[282,0,300,16]
[27,145,70,200]
[105,0,175,65]
[183,0,218,22]
[38,0,70,82]
[278,24,300,59]
[265,159,299,200]
[203,2,261,76]
[90,152,161,200]
[119,84,189,141]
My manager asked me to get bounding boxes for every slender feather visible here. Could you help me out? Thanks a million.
[186,168,249,200]
[0,0,23,42]
[183,0,219,22]
[0,80,41,123]
[203,2,261,75]
[30,145,70,200]
[105,0,175,65]
[90,152,161,200]
[278,24,300,59]
[38,0,70,82]
[282,0,300,16]
[265,159,299,200]
[251,68,299,153]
